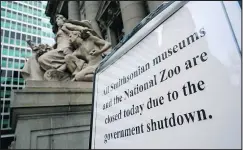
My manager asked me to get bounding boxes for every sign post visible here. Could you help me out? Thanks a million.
[90,1,241,149]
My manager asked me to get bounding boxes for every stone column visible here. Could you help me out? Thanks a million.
[119,1,146,35]
[84,1,102,37]
[147,1,164,12]
[68,1,80,20]
[79,1,85,20]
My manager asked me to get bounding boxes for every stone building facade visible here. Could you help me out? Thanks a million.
[45,1,167,48]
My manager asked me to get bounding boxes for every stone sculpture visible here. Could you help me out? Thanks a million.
[21,14,111,82]
[68,30,111,81]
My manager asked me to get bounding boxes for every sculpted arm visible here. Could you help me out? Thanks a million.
[64,23,90,32]
[61,25,71,35]
[90,35,111,56]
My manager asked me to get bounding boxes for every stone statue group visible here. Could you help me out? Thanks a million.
[21,14,111,82]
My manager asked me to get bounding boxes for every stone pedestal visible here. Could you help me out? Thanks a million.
[10,81,93,149]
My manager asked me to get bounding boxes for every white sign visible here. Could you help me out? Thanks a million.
[91,1,241,149]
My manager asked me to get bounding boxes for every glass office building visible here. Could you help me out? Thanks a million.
[1,1,55,147]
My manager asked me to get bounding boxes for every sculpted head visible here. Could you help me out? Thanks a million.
[56,14,67,27]
[69,31,82,45]
[69,31,91,47]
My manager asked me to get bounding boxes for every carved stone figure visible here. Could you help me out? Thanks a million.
[38,15,73,75]
[68,30,111,81]
[21,14,112,82]
[37,15,94,81]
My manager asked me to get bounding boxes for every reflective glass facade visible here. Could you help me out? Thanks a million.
[1,1,54,131]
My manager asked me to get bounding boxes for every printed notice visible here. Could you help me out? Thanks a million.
[91,1,241,149]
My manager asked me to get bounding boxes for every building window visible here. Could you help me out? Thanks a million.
[17,23,21,31]
[18,3,23,11]
[10,38,14,45]
[33,27,37,35]
[1,58,7,68]
[23,5,28,13]
[1,18,4,27]
[1,8,6,17]
[11,22,16,30]
[7,1,12,8]
[38,10,41,16]
[28,16,32,24]
[12,11,17,20]
[6,70,12,78]
[9,46,15,57]
[20,60,25,67]
[5,87,11,99]
[27,35,31,40]
[15,48,20,57]
[1,70,6,85]
[7,10,11,18]
[33,1,37,7]
[4,101,10,113]
[23,15,28,22]
[21,49,26,58]
[10,31,15,38]
[5,20,10,28]
[2,46,8,55]
[14,59,20,69]
[37,37,41,43]
[33,8,38,16]
[16,33,21,40]
[1,69,7,77]
[13,2,18,10]
[22,34,26,41]
[0,101,3,111]
[33,36,36,43]
[4,30,9,38]
[1,1,7,7]
[17,13,22,21]
[12,86,18,90]
[33,17,37,25]
[22,24,27,32]
[27,25,32,34]
[4,36,9,44]
[8,58,14,68]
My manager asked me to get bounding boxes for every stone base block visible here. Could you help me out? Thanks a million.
[10,81,93,149]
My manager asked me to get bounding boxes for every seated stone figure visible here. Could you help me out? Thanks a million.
[68,30,111,81]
